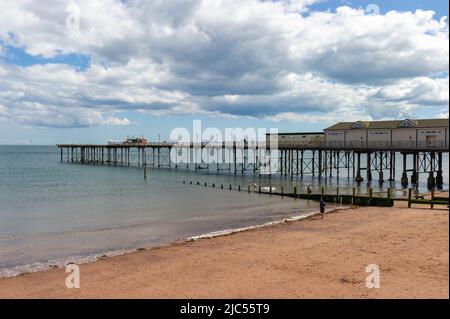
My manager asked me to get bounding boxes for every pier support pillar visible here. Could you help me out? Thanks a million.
[347,151,350,179]
[300,150,304,178]
[377,151,383,183]
[318,150,322,178]
[411,152,418,184]
[435,152,443,187]
[388,151,394,181]
[334,151,341,180]
[81,147,85,163]
[378,171,384,183]
[355,152,363,182]
[158,147,161,167]
[427,171,435,189]
[312,150,315,177]
[329,151,332,178]
[366,152,372,181]
[401,153,408,186]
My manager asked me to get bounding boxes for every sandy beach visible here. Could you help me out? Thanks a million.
[0,201,448,299]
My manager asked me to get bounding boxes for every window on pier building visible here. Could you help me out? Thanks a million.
[350,121,367,129]
[398,119,418,128]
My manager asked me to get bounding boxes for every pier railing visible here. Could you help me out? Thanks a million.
[57,140,449,151]
[276,140,449,151]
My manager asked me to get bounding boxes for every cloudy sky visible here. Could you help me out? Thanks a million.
[0,0,448,144]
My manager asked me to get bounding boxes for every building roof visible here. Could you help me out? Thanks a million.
[324,119,449,130]
[266,132,324,136]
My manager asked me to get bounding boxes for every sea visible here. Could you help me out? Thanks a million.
[0,145,448,277]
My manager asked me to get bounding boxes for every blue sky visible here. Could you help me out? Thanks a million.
[310,0,448,18]
[0,0,448,144]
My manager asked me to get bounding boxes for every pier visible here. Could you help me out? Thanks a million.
[57,140,448,189]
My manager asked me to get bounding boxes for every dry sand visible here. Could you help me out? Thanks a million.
[0,201,448,299]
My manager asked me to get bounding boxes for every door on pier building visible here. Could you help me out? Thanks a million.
[426,135,437,148]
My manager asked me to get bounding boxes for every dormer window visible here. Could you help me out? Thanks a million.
[398,119,418,128]
[351,121,367,129]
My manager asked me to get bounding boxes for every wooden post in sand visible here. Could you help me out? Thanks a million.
[431,190,434,209]
[369,188,373,205]
[294,186,297,195]
[408,188,412,208]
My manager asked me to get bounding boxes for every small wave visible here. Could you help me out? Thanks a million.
[0,249,136,278]
[186,207,345,241]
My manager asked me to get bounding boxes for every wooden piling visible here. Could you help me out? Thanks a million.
[408,188,412,208]
[431,190,434,209]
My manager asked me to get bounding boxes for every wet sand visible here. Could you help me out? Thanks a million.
[0,201,448,298]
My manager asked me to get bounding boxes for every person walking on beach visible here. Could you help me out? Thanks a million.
[319,197,325,219]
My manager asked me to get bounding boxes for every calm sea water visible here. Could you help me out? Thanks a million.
[0,145,447,277]
[0,145,327,277]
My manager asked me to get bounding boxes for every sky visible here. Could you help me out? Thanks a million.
[0,0,448,144]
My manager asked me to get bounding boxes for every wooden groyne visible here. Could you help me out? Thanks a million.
[181,179,449,208]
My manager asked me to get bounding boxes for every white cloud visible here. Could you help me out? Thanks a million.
[0,0,448,128]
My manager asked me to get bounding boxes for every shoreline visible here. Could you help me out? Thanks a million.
[3,188,446,279]
[0,202,448,298]
[0,207,340,279]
